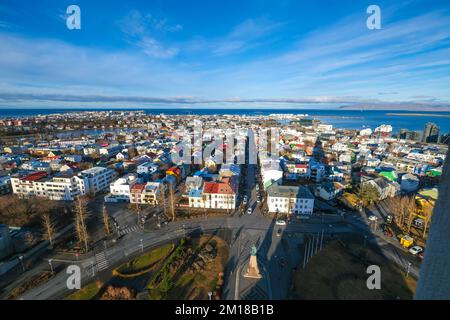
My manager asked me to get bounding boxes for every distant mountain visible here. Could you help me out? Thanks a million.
[338,104,450,112]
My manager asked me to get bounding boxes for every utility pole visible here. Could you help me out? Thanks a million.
[406,262,412,278]
[302,239,308,268]
[320,229,324,250]
[315,232,320,254]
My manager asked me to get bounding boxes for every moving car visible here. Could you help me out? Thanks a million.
[276,219,287,226]
[368,215,378,222]
[276,228,282,237]
[409,245,423,255]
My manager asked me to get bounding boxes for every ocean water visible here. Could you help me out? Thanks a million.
[1,108,449,134]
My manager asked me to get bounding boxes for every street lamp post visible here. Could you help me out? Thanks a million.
[18,256,25,272]
[320,229,324,251]
[48,259,54,274]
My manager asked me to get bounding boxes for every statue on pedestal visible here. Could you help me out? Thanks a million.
[243,245,262,279]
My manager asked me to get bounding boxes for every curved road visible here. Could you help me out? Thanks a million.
[19,213,352,300]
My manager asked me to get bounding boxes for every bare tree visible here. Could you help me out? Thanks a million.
[102,205,110,237]
[128,146,136,159]
[168,182,176,222]
[74,196,90,253]
[391,196,417,232]
[41,213,56,248]
[160,182,168,219]
[420,203,433,239]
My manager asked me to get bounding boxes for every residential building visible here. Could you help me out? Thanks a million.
[106,174,139,202]
[423,122,440,143]
[318,182,345,201]
[11,166,116,200]
[137,161,159,175]
[267,185,315,215]
[0,176,11,195]
[130,182,163,205]
[400,173,420,193]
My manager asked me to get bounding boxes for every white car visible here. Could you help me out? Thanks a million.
[276,220,287,226]
[247,208,253,215]
[409,245,423,255]
[368,215,378,222]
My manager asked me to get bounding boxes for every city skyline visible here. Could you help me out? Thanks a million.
[0,0,450,109]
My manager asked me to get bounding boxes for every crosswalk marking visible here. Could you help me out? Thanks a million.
[95,251,109,271]
[119,224,140,236]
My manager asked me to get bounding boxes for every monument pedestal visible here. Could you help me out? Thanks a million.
[243,246,262,279]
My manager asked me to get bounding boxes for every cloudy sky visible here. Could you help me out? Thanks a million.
[0,0,449,109]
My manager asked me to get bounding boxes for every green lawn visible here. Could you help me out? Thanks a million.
[65,281,102,300]
[116,243,174,274]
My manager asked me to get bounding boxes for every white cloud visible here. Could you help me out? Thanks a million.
[118,10,182,58]
[137,37,179,59]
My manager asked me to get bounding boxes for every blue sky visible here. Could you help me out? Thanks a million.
[0,0,449,109]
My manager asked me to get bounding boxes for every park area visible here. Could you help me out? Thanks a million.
[65,234,228,300]
[291,235,417,300]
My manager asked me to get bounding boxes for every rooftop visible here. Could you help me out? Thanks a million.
[267,184,314,199]
[22,171,48,181]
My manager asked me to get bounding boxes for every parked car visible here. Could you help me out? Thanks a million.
[417,251,425,260]
[247,208,253,215]
[243,196,248,205]
[276,219,287,226]
[368,215,378,222]
[409,245,423,255]
[256,184,259,191]
[276,228,282,237]
[382,223,393,237]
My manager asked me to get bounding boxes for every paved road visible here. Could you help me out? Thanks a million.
[18,211,352,300]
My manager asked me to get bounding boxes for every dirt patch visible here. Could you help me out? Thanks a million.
[291,237,416,300]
